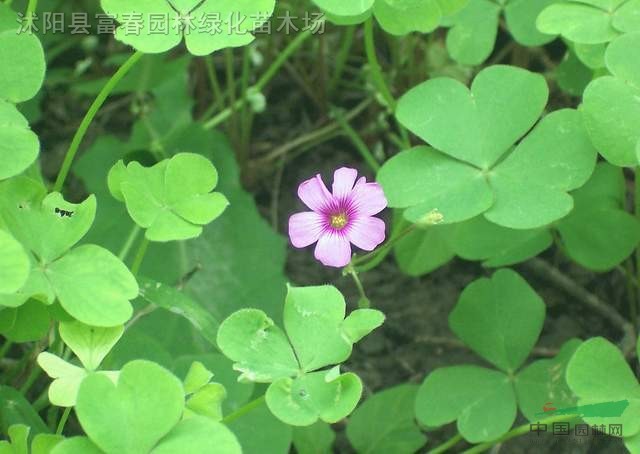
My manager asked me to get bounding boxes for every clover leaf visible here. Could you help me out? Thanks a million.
[0,425,62,454]
[415,269,576,443]
[442,0,558,65]
[581,32,640,166]
[37,321,123,407]
[0,5,46,104]
[557,163,640,270]
[312,0,468,35]
[109,153,229,242]
[182,361,227,421]
[0,230,30,295]
[0,177,138,326]
[217,285,384,426]
[346,384,427,454]
[566,337,640,440]
[537,0,639,45]
[378,65,597,229]
[0,100,40,181]
[73,360,241,454]
[101,0,276,56]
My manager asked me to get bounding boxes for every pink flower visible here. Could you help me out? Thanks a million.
[288,167,388,268]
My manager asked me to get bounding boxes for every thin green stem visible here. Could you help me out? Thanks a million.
[204,55,225,112]
[19,365,41,395]
[55,407,72,435]
[427,433,463,454]
[363,18,396,110]
[221,395,266,424]
[0,341,12,361]
[329,25,356,94]
[346,266,371,308]
[352,220,416,271]
[634,167,640,328]
[53,51,144,193]
[224,48,239,144]
[462,415,580,454]
[332,108,380,172]
[118,225,141,261]
[130,237,149,277]
[24,0,37,29]
[203,29,313,130]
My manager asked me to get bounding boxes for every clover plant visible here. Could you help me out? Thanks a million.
[2,0,640,452]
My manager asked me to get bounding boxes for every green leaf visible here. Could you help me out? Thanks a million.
[537,0,622,44]
[373,0,443,35]
[0,101,39,180]
[50,437,102,454]
[110,153,229,242]
[292,422,335,454]
[216,309,300,382]
[396,65,548,169]
[0,300,50,342]
[31,434,64,454]
[0,31,45,103]
[0,177,96,263]
[225,400,292,454]
[101,0,276,55]
[183,361,214,394]
[415,365,516,443]
[574,42,607,69]
[173,354,254,415]
[59,321,124,371]
[557,163,640,270]
[342,309,385,344]
[266,370,363,426]
[1,425,29,454]
[152,417,241,453]
[393,223,455,276]
[485,109,597,229]
[581,32,640,166]
[76,360,185,454]
[346,384,427,454]
[444,0,501,65]
[504,0,558,46]
[450,216,552,267]
[47,245,138,327]
[556,51,594,96]
[449,269,545,373]
[0,385,49,435]
[0,230,30,294]
[311,0,374,17]
[137,277,220,347]
[514,339,581,422]
[184,383,226,421]
[566,337,640,437]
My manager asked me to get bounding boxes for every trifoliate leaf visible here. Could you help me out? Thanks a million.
[101,0,276,56]
[59,321,124,371]
[109,153,229,242]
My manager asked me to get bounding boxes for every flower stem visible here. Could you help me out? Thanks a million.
[23,0,37,29]
[118,225,141,262]
[332,108,380,172]
[426,433,463,454]
[203,29,313,130]
[345,264,371,308]
[363,18,395,110]
[462,415,580,454]
[352,220,416,272]
[221,395,266,424]
[53,51,144,193]
[55,407,72,435]
[130,237,149,277]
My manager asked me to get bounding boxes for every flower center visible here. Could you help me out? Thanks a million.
[330,213,348,230]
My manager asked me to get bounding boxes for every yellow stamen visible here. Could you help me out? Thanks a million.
[330,213,348,229]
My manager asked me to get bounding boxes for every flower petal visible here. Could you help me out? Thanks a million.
[332,167,358,200]
[298,175,332,212]
[351,179,388,216]
[314,232,352,267]
[347,216,386,251]
[288,212,325,248]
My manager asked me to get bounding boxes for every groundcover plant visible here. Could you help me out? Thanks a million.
[1,0,640,452]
